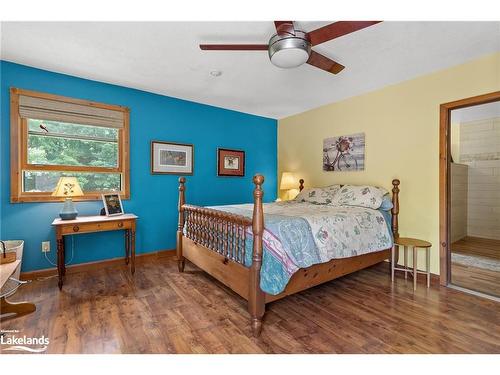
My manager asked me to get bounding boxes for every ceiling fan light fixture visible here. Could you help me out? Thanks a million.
[268,30,311,69]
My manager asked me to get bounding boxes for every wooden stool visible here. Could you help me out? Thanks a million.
[391,237,432,290]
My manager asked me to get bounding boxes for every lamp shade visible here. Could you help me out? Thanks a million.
[280,172,296,190]
[52,177,84,198]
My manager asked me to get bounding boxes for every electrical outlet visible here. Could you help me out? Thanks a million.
[42,241,50,253]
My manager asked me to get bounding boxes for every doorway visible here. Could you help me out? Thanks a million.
[439,91,500,299]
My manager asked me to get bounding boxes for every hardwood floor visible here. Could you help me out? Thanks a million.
[451,263,500,298]
[451,236,500,260]
[1,257,499,354]
[451,236,500,297]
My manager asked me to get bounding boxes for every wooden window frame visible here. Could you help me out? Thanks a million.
[10,88,130,203]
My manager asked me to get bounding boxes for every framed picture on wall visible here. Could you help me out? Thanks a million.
[151,141,194,175]
[217,148,245,177]
[323,133,365,172]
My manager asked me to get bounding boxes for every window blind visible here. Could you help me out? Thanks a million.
[19,95,124,129]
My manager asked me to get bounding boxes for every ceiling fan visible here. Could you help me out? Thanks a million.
[200,21,382,75]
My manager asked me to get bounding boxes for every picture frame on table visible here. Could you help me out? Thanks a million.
[101,193,124,216]
[151,141,194,175]
[217,148,245,177]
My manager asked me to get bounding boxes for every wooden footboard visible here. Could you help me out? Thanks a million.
[176,175,400,337]
[177,175,266,336]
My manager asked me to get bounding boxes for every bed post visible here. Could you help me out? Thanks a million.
[249,174,265,337]
[299,179,304,191]
[391,179,400,267]
[176,177,186,272]
[391,179,400,239]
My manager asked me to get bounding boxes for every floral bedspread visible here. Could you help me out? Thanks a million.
[206,201,393,295]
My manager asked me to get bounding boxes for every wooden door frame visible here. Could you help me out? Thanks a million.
[439,91,500,286]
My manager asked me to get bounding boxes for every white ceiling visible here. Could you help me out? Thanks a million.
[1,21,499,119]
[451,100,500,123]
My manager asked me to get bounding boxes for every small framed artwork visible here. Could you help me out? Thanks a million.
[151,141,194,175]
[217,148,245,177]
[101,193,124,216]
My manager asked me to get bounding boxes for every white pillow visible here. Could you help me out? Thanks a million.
[294,185,341,205]
[331,185,388,209]
[323,184,342,197]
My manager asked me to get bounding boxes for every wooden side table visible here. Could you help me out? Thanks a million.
[51,214,138,290]
[391,237,432,290]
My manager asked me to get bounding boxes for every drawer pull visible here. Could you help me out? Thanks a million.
[73,225,80,232]
[117,222,124,228]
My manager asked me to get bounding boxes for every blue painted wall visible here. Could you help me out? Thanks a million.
[0,61,277,272]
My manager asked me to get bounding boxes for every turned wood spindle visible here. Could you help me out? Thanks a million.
[248,174,265,337]
[176,177,186,272]
[228,219,233,259]
[230,220,236,260]
[217,218,222,255]
[242,225,247,264]
[229,223,232,256]
[391,179,400,268]
[241,223,245,262]
[237,222,242,262]
[192,209,197,242]
[223,219,228,257]
[299,178,305,192]
[391,179,400,239]
[207,211,212,248]
[202,210,207,247]
[196,210,201,244]
[215,214,221,254]
[208,213,214,250]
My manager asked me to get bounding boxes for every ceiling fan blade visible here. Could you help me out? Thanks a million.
[306,50,345,74]
[200,44,268,51]
[274,21,295,35]
[307,21,382,46]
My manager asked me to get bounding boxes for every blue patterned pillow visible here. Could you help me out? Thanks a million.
[380,195,394,211]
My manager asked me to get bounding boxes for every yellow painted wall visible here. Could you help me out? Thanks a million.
[278,53,500,274]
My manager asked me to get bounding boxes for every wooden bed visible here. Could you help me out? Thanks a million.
[176,175,400,337]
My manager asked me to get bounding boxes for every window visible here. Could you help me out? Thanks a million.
[10,88,130,202]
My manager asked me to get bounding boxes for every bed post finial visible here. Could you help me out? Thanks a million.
[299,179,304,191]
[249,174,265,337]
[176,177,186,272]
[391,179,400,239]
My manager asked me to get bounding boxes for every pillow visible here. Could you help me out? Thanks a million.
[294,185,341,205]
[323,184,342,197]
[379,195,394,211]
[331,185,388,209]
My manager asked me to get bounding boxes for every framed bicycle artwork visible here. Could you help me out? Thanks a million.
[323,133,365,172]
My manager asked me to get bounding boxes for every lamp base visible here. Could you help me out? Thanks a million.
[59,198,78,220]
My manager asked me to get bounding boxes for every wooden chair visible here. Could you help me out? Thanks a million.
[0,260,36,321]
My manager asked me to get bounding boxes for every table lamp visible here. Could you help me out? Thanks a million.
[280,172,297,200]
[52,177,84,220]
